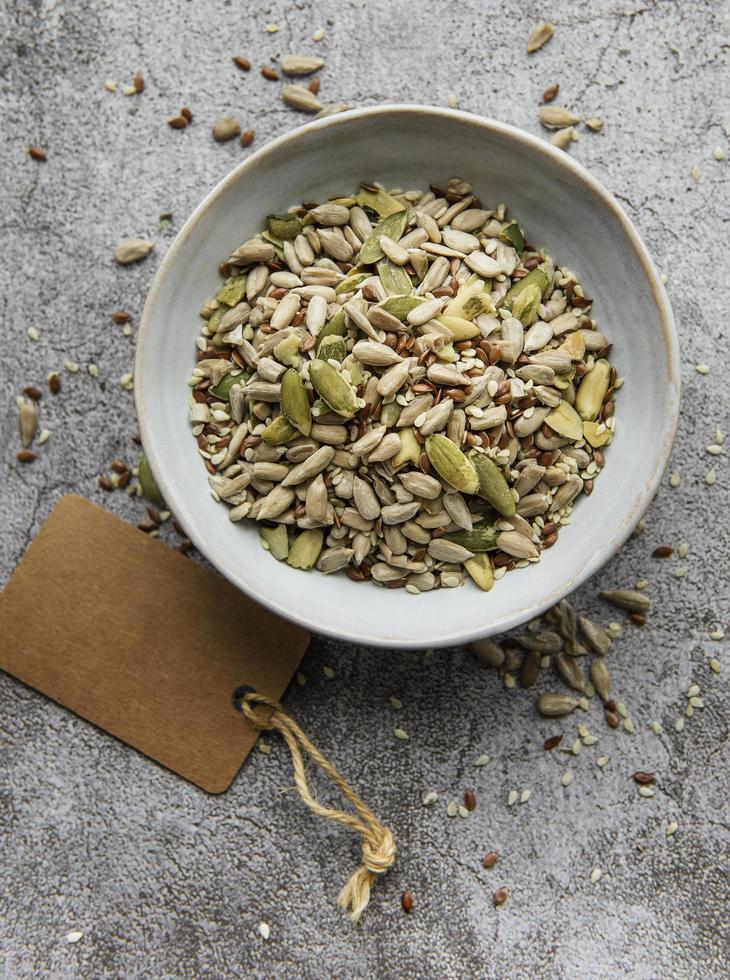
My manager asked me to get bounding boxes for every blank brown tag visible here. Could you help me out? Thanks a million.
[0,495,309,793]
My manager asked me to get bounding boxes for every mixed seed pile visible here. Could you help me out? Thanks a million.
[188,177,619,593]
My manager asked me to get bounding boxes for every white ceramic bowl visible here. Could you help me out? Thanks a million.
[136,105,679,649]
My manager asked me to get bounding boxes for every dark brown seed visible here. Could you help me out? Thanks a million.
[48,372,61,394]
[605,710,620,729]
[519,649,541,688]
[308,77,321,95]
[543,734,563,751]
[168,115,188,129]
[652,545,673,558]
[110,459,128,474]
[629,612,647,626]
[240,128,255,147]
[232,55,251,71]
[98,474,113,490]
[178,538,193,555]
[543,83,559,102]
[482,851,498,869]
[112,311,132,324]
[401,890,413,914]
[464,789,477,811]
[17,450,37,463]
[137,520,157,533]
[261,66,279,81]
[180,106,193,123]
[133,71,144,93]
[117,471,131,489]
[633,771,655,785]
[493,887,508,907]
[28,146,47,161]
[23,385,42,400]
[146,504,162,524]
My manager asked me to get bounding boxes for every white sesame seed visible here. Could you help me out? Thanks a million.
[675,718,685,732]
[458,804,469,818]
[709,629,724,640]
[651,720,661,735]
[616,702,628,718]
[323,666,335,679]
[687,684,701,698]
[691,164,701,181]
[394,727,409,740]
[474,754,490,767]
[65,360,80,373]
[623,718,635,734]
[104,79,117,92]
[38,428,51,445]
[389,696,403,709]
[312,27,325,41]
[561,771,574,787]
[695,363,709,375]
[638,785,655,798]
[258,921,271,940]
[707,445,724,455]
[677,542,689,558]
[583,735,599,746]
[709,658,721,674]
[507,789,518,806]
[66,931,83,944]
[295,671,306,686]
[590,867,602,883]
[714,145,727,161]
[669,471,681,488]
[674,567,687,578]
[422,790,438,805]
[447,94,458,109]
[446,800,458,817]
[520,789,531,804]
[503,672,516,689]
[596,756,609,768]
[88,363,99,378]
[264,22,279,32]
[666,821,678,836]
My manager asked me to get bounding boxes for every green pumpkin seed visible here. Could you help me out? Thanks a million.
[209,372,243,400]
[355,187,405,217]
[511,283,542,326]
[377,257,413,296]
[379,296,423,321]
[316,308,347,355]
[426,434,479,494]
[470,453,516,516]
[380,402,401,427]
[261,416,298,445]
[309,359,359,418]
[357,209,408,264]
[501,268,550,312]
[464,553,495,591]
[318,335,346,362]
[499,220,524,256]
[280,369,312,435]
[266,213,304,240]
[138,454,164,505]
[216,275,247,306]
[334,271,371,295]
[286,529,324,569]
[446,525,499,552]
[260,524,289,560]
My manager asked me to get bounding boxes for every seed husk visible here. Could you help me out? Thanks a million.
[555,652,585,693]
[537,693,579,717]
[589,660,612,701]
[282,84,322,113]
[281,55,325,76]
[600,590,651,612]
[527,21,554,53]
[550,127,578,150]
[114,238,155,265]
[539,106,581,129]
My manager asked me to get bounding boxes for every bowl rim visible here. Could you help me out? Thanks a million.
[136,103,680,649]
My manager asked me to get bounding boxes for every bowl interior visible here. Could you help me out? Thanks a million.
[137,106,678,648]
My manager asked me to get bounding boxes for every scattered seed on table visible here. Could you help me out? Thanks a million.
[27,326,39,341]
[212,116,241,142]
[295,671,306,686]
[544,735,563,751]
[675,718,685,732]
[695,363,709,374]
[507,790,518,806]
[543,83,559,102]
[168,115,188,129]
[240,129,255,147]
[446,800,458,817]
[519,789,531,804]
[585,118,604,132]
[669,471,681,487]
[133,71,144,93]
[401,890,413,913]
[482,851,498,869]
[232,56,251,71]
[257,922,271,940]
[389,696,403,709]
[16,450,36,463]
[312,28,325,41]
[651,720,661,735]
[394,728,409,741]
[597,755,609,767]
[705,469,717,485]
[474,753,490,767]
[492,887,508,907]
[261,65,280,81]
[66,931,83,944]
[323,666,335,679]
[28,145,47,161]
[652,545,672,558]
[666,821,678,836]
[527,21,554,53]
[264,23,279,32]
[422,790,438,805]
[561,771,574,787]
[709,658,721,674]
[590,867,602,883]
[638,785,655,798]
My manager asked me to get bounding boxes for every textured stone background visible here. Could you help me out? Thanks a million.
[1,1,729,977]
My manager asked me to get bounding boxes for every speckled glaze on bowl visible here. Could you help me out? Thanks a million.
[136,105,679,649]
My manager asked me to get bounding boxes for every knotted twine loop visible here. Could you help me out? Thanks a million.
[240,690,396,923]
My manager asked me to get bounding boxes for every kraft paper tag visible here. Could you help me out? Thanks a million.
[0,495,309,793]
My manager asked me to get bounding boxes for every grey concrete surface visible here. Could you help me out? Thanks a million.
[1,0,729,977]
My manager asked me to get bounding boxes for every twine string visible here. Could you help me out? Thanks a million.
[240,691,396,923]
